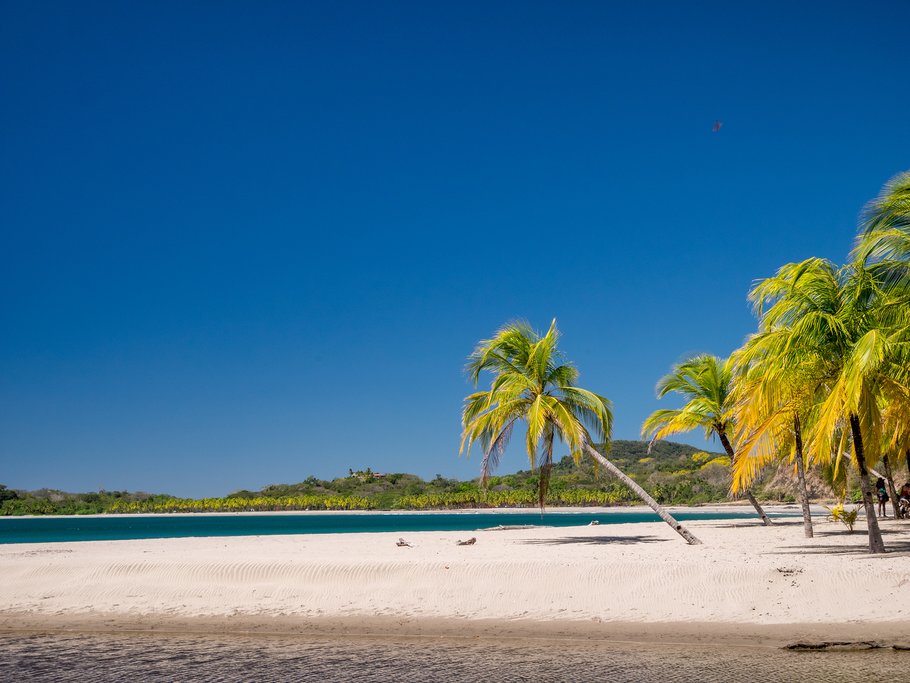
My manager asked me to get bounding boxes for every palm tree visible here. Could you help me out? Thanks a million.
[460,319,702,545]
[745,257,910,553]
[857,170,910,484]
[729,328,821,538]
[641,354,774,525]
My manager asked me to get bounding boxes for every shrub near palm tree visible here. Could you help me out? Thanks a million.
[460,319,702,545]
[641,354,774,525]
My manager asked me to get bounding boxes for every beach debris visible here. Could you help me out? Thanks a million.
[785,641,885,651]
[456,537,476,546]
[588,520,600,526]
[478,524,541,531]
[712,119,723,132]
[396,538,413,547]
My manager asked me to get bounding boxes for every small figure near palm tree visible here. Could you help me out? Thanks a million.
[875,478,889,518]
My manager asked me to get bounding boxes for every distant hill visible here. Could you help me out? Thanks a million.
[232,438,837,506]
[233,439,800,505]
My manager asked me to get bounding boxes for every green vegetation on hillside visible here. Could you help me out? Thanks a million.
[1,440,822,516]
[0,485,172,516]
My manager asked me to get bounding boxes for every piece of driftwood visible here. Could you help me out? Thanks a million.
[396,538,412,547]
[456,537,476,546]
[785,641,884,651]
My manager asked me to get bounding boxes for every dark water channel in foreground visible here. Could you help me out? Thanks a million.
[0,632,904,682]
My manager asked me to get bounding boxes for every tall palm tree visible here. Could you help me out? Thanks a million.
[745,257,910,553]
[460,319,702,545]
[641,354,773,525]
[729,328,821,538]
[857,170,910,483]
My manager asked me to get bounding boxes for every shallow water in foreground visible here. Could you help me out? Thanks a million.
[0,510,795,544]
[0,632,904,682]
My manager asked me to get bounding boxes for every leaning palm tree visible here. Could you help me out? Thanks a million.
[460,319,702,545]
[641,354,773,525]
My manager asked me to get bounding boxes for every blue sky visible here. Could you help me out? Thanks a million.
[2,1,908,497]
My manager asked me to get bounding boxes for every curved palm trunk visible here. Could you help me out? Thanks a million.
[849,413,886,554]
[793,415,813,538]
[882,455,901,519]
[582,442,702,545]
[906,449,910,480]
[717,430,773,526]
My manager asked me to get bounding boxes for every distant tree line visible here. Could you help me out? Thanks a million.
[0,440,846,516]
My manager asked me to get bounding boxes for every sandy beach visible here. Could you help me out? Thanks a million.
[2,508,909,648]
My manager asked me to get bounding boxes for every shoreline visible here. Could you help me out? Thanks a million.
[0,503,812,520]
[2,613,908,650]
[3,515,908,648]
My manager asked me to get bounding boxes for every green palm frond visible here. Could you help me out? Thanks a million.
[742,252,910,479]
[855,171,910,266]
[643,354,733,447]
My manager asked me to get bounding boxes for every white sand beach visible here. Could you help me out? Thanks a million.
[2,509,909,647]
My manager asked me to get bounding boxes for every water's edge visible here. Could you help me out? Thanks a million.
[0,510,797,544]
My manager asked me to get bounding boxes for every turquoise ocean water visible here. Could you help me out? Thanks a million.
[0,510,791,544]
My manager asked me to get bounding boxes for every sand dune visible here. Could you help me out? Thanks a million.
[2,511,909,645]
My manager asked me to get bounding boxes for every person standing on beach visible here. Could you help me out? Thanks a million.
[876,478,889,518]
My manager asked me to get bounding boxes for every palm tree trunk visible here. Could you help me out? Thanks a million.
[538,428,555,512]
[793,415,813,538]
[906,449,910,480]
[582,442,702,545]
[717,430,773,525]
[882,455,901,519]
[848,413,886,554]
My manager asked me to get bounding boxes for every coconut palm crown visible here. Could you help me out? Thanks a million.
[460,319,612,508]
[641,354,734,447]
[856,171,910,261]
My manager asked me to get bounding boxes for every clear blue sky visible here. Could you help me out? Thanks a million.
[2,1,908,497]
